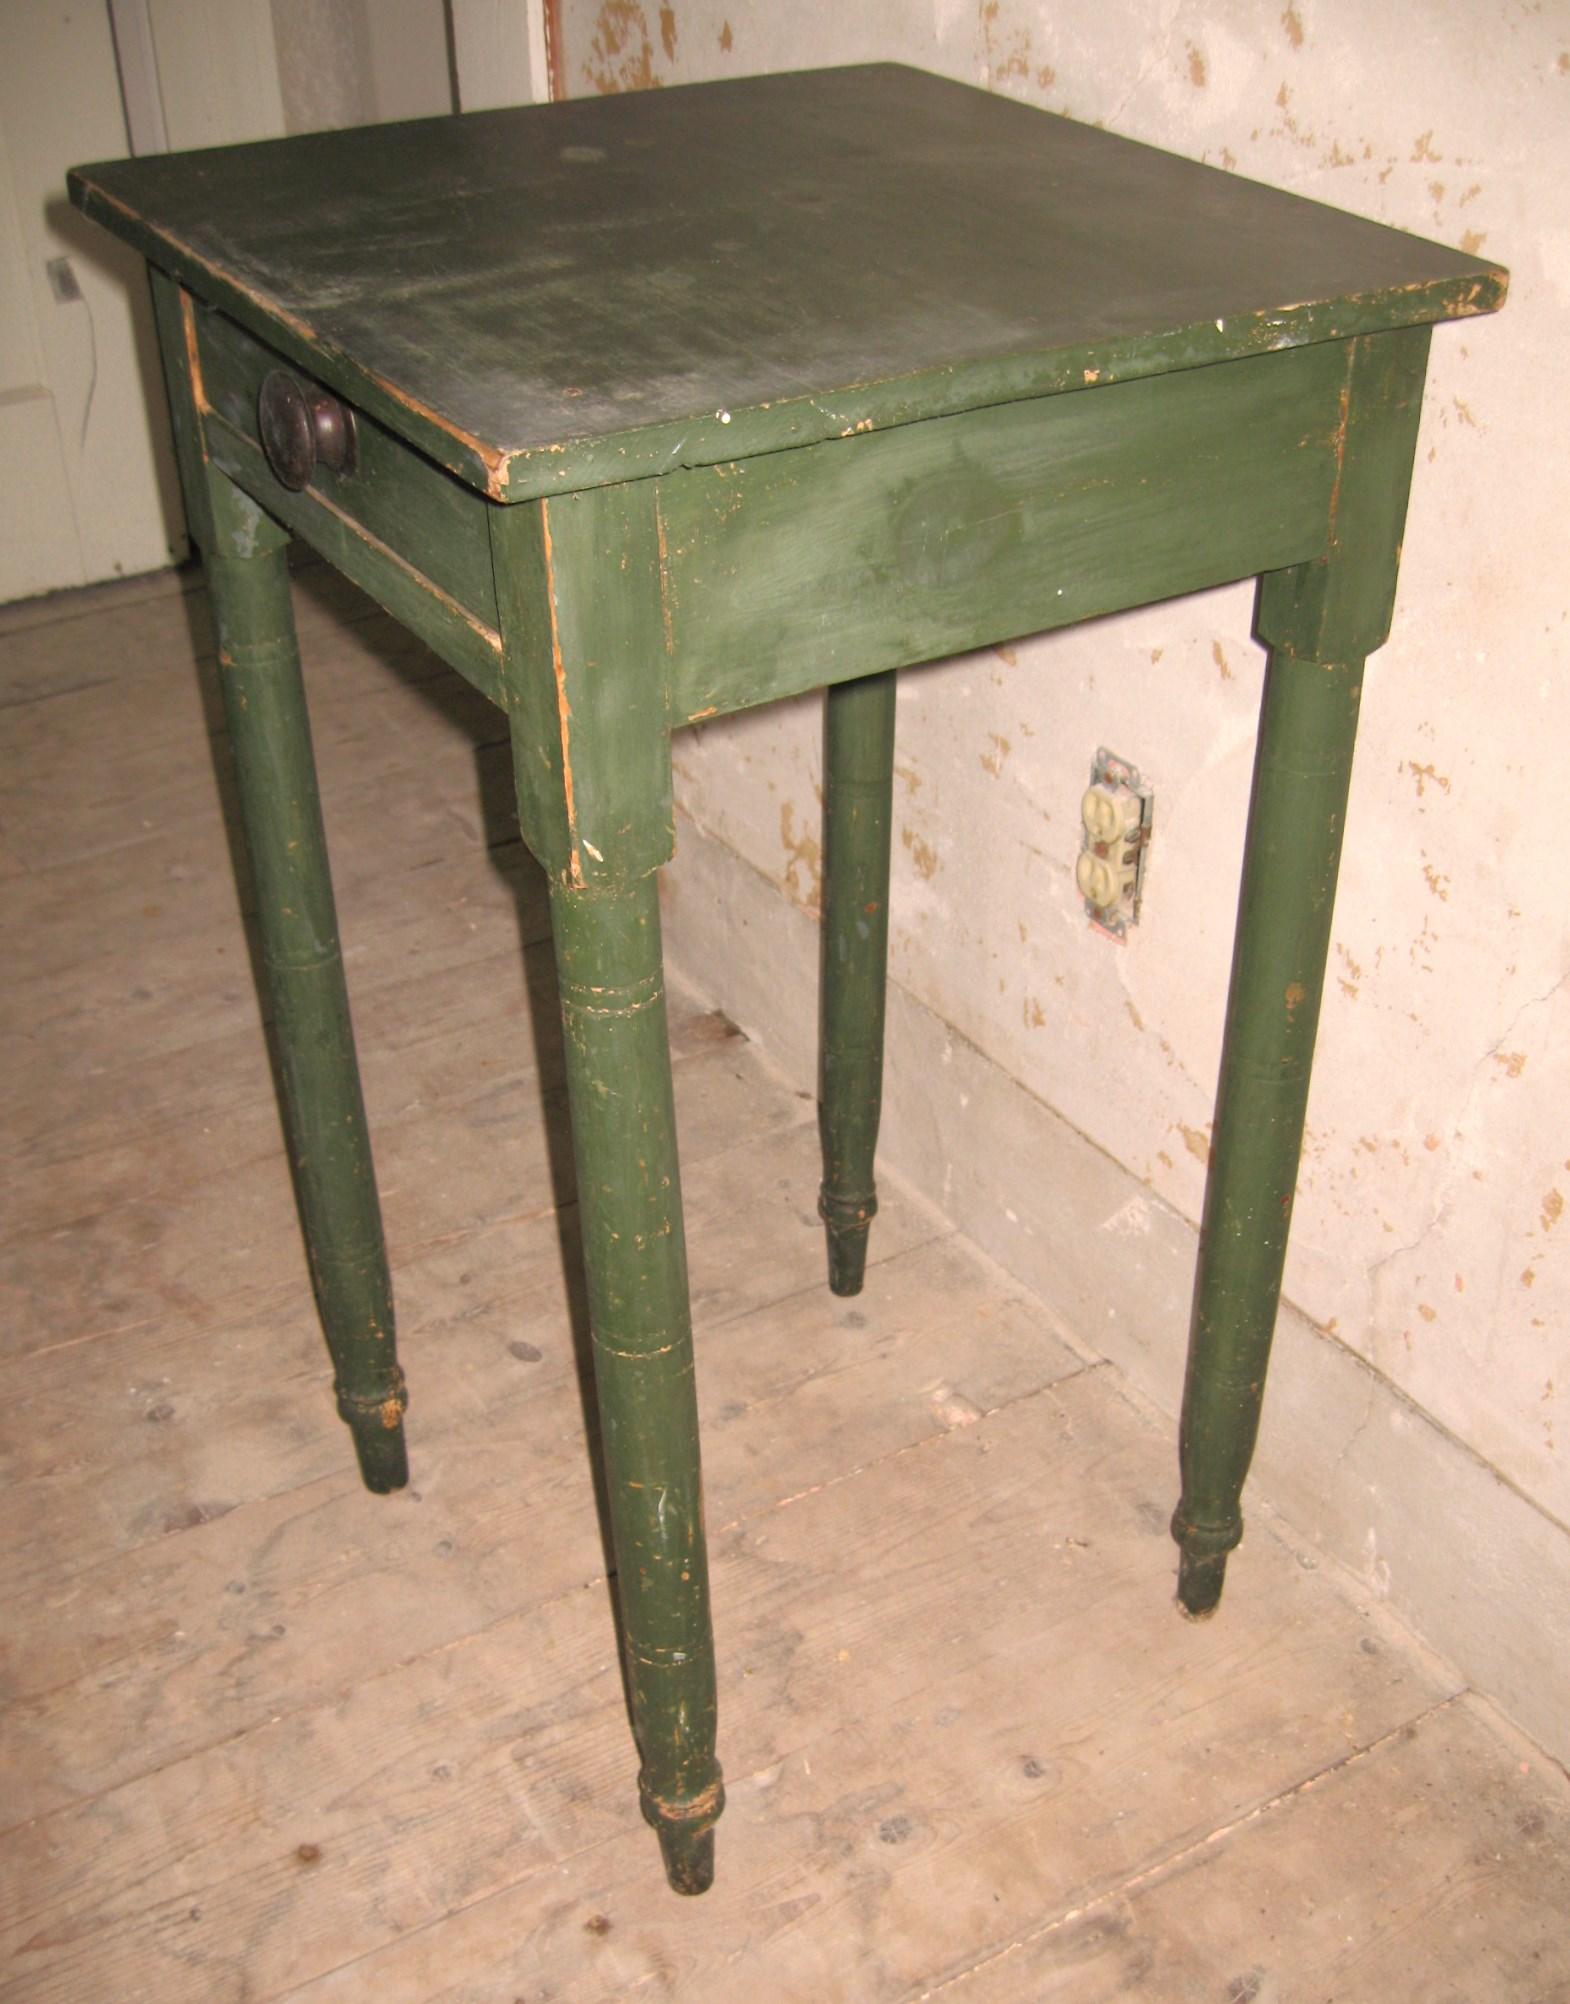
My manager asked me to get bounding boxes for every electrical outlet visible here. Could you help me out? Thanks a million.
[1076,747,1153,939]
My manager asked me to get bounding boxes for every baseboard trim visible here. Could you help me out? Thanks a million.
[659,805,1570,1769]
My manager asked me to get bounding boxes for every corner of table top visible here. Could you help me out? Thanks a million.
[66,110,1510,514]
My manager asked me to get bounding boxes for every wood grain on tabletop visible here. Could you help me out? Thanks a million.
[69,65,1505,499]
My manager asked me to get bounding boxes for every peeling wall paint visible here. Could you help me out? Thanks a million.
[556,0,1570,1538]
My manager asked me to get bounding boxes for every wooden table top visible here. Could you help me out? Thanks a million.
[71,64,1506,501]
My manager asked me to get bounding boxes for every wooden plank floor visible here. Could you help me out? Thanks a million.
[2,563,1566,2003]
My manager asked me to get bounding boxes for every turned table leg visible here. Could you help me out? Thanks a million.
[492,481,725,1892]
[818,670,897,1296]
[206,501,409,1492]
[1171,651,1362,1612]
[548,873,723,1893]
[148,275,408,1492]
[1171,326,1431,1613]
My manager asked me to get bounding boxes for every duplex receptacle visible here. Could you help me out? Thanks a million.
[1076,747,1153,940]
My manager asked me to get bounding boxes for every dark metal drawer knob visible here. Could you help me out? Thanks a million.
[257,369,356,489]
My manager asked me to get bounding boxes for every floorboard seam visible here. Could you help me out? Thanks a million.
[721,1358,1110,1529]
[6,1354,1102,1840]
[696,1221,956,1340]
[907,1689,1469,2001]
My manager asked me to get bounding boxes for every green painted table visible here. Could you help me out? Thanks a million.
[72,64,1505,1895]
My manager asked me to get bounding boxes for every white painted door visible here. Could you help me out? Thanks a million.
[0,4,187,602]
[448,0,551,109]
[1,0,460,606]
[0,0,304,605]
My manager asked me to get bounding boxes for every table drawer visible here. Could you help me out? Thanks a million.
[192,299,504,694]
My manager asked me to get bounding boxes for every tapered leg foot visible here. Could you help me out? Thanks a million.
[1176,1549,1228,1619]
[818,671,896,1301]
[659,1827,716,1897]
[1172,1505,1238,1617]
[339,1372,411,1493]
[819,1193,873,1296]
[643,1773,725,1895]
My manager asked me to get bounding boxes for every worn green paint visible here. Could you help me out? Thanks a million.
[147,270,218,552]
[196,299,502,632]
[663,341,1345,722]
[149,266,410,1495]
[76,67,1507,1894]
[495,481,674,888]
[495,481,718,1892]
[70,67,1503,503]
[1172,327,1432,1616]
[544,873,722,1894]
[203,414,506,703]
[1257,327,1434,665]
[1170,653,1362,1615]
[819,673,897,1296]
[206,478,409,1494]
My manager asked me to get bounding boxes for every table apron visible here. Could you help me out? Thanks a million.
[661,341,1349,724]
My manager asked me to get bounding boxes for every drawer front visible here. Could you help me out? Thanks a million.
[193,301,504,694]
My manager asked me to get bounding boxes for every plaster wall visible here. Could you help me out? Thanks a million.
[270,0,454,133]
[553,0,1569,1752]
